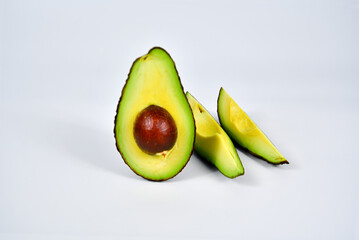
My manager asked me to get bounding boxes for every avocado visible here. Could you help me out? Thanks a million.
[217,88,288,165]
[186,92,244,178]
[114,47,196,181]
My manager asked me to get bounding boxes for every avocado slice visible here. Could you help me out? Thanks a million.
[217,88,288,165]
[186,92,244,178]
[114,47,195,181]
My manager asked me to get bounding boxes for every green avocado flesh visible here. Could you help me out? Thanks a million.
[186,92,244,178]
[114,47,195,181]
[217,88,288,165]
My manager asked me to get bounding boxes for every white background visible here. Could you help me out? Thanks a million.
[1,0,358,239]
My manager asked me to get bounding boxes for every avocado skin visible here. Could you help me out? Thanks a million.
[231,137,289,166]
[217,87,288,166]
[114,47,196,181]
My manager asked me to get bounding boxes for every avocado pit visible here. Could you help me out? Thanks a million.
[134,105,178,154]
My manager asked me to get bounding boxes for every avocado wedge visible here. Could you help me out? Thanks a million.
[186,92,244,178]
[114,47,196,181]
[217,88,288,165]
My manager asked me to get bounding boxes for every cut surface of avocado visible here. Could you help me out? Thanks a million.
[186,92,244,178]
[217,88,288,165]
[114,47,195,181]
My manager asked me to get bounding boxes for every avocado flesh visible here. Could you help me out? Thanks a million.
[186,92,244,178]
[217,88,288,165]
[114,47,195,181]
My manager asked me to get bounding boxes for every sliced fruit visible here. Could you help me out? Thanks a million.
[114,47,195,181]
[186,92,244,178]
[217,88,288,165]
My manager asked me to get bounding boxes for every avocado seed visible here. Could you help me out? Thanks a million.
[134,105,178,154]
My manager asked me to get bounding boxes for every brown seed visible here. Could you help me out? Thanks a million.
[134,105,178,154]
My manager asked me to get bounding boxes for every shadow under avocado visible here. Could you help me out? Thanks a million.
[41,116,137,180]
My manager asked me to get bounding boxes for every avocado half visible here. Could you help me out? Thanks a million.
[114,47,195,181]
[186,92,244,178]
[217,88,288,165]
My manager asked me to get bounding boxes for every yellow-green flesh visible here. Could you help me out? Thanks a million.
[217,88,287,164]
[186,92,244,178]
[114,48,195,180]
